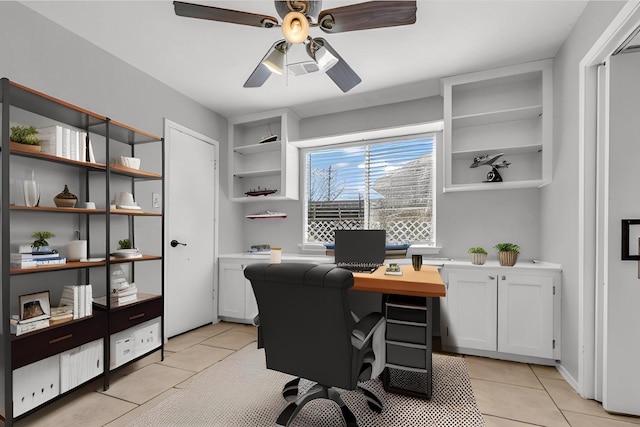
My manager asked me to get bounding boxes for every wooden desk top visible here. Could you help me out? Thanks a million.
[352,265,446,298]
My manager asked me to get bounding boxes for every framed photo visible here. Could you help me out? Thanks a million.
[19,291,51,322]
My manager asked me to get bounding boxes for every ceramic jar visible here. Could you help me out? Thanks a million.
[54,184,78,208]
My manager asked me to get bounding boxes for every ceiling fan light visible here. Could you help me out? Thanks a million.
[314,46,339,71]
[281,11,309,44]
[262,48,285,75]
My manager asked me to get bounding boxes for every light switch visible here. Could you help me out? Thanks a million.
[152,193,160,208]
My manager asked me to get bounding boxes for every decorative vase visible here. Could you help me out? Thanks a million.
[498,251,518,266]
[53,184,78,208]
[10,141,41,154]
[471,253,487,265]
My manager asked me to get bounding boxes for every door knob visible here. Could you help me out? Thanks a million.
[170,240,186,247]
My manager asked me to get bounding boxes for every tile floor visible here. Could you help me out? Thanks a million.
[13,322,640,427]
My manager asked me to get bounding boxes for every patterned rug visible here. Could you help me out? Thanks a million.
[127,344,485,427]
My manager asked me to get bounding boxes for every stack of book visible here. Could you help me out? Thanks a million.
[111,284,138,305]
[37,125,96,163]
[49,306,74,325]
[10,316,50,336]
[59,284,93,319]
[10,252,66,268]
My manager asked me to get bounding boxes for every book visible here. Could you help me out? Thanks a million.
[60,285,80,319]
[11,257,66,268]
[37,125,64,157]
[10,318,50,336]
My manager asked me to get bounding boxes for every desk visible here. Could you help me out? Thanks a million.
[352,265,445,399]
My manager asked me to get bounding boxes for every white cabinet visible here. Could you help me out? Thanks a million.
[441,263,561,363]
[228,108,300,202]
[441,59,553,192]
[445,271,497,352]
[218,262,259,324]
[498,274,555,359]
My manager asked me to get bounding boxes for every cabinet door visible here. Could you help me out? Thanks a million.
[445,271,497,351]
[218,263,247,319]
[498,274,554,358]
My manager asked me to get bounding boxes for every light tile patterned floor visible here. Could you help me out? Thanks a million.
[14,322,640,427]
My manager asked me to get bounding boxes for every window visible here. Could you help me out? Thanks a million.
[304,135,435,245]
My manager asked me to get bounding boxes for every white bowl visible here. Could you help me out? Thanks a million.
[120,156,141,170]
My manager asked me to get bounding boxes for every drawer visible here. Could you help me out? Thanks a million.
[387,323,427,345]
[110,296,162,334]
[386,342,427,370]
[12,312,106,370]
[386,303,427,324]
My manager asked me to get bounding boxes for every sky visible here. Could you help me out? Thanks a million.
[307,136,434,201]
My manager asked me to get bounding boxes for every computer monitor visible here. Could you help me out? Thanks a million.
[334,230,386,272]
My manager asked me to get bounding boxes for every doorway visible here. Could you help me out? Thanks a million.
[582,2,640,415]
[164,120,219,338]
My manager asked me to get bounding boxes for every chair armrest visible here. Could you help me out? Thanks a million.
[351,312,384,350]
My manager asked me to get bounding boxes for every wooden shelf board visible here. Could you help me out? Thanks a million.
[109,164,162,179]
[10,255,162,275]
[10,205,106,214]
[10,148,106,170]
[93,292,161,310]
[110,209,162,217]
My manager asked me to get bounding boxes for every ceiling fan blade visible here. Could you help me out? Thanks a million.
[174,1,278,28]
[244,40,290,88]
[310,38,361,93]
[318,1,417,33]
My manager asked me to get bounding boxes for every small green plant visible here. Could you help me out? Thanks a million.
[118,239,132,250]
[32,231,54,248]
[10,125,39,145]
[468,247,487,254]
[494,243,520,253]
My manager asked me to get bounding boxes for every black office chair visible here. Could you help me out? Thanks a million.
[244,262,386,427]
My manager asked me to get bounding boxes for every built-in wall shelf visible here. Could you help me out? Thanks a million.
[228,109,300,202]
[441,59,553,192]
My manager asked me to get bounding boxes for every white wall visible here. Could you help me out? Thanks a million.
[243,93,543,261]
[0,2,244,257]
[541,0,625,389]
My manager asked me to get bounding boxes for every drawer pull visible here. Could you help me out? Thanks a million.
[49,334,73,344]
[129,313,145,321]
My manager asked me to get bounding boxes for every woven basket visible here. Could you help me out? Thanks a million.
[498,251,518,266]
[470,253,487,265]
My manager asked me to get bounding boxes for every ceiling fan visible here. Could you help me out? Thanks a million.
[173,1,417,92]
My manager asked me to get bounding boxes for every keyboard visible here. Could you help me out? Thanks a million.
[337,263,382,274]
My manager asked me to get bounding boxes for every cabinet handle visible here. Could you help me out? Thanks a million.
[49,334,73,344]
[488,275,495,280]
[502,275,506,281]
[129,313,145,321]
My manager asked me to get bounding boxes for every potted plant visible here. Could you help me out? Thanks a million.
[118,238,132,250]
[31,231,55,253]
[468,247,487,265]
[494,243,520,266]
[10,125,40,153]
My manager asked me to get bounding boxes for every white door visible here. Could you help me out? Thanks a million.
[602,52,640,415]
[444,270,497,352]
[498,274,554,358]
[165,120,218,338]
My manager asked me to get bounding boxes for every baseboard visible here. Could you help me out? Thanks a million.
[556,363,581,395]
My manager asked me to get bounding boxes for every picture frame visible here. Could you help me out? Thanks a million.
[19,291,51,322]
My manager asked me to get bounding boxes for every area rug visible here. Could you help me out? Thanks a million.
[126,344,485,426]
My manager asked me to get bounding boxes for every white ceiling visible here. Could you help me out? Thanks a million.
[22,1,588,119]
